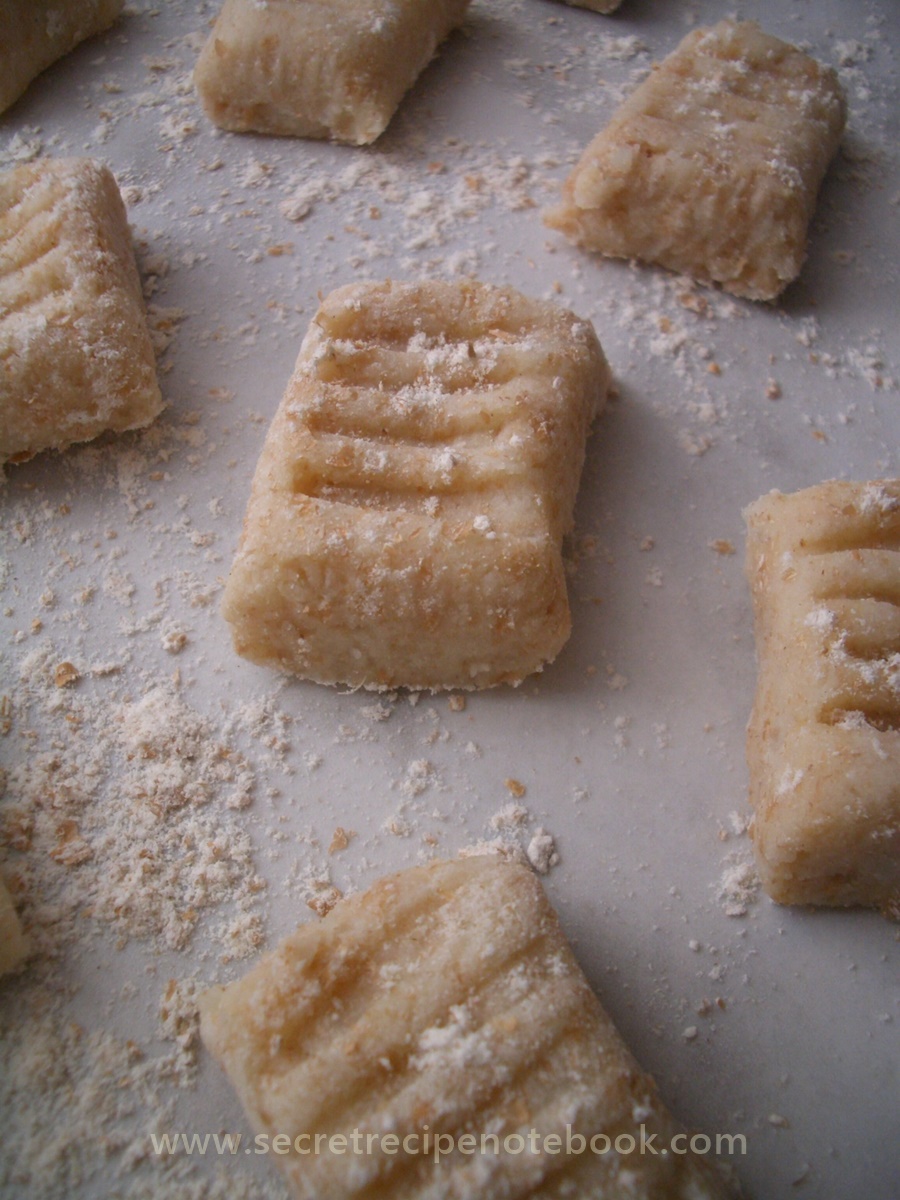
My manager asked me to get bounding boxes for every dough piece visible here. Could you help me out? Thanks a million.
[0,157,163,464]
[194,0,471,145]
[200,856,734,1200]
[545,20,846,300]
[222,279,609,691]
[0,0,123,115]
[0,876,28,977]
[745,481,900,911]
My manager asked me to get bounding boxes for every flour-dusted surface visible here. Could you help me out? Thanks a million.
[0,2,898,1199]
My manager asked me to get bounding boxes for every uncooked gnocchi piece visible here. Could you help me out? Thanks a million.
[545,20,846,300]
[0,0,123,115]
[222,279,610,691]
[0,157,163,463]
[200,856,735,1200]
[194,0,471,145]
[745,480,900,911]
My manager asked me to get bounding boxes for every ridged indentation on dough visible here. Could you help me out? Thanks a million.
[808,559,900,732]
[818,705,900,734]
[632,94,796,162]
[809,548,900,608]
[0,186,75,325]
[309,339,550,395]
[302,381,528,444]
[0,221,66,279]
[254,883,465,1080]
[794,503,900,555]
[246,869,559,1128]
[241,861,601,1200]
[816,659,900,720]
[0,256,72,325]
[0,173,66,240]
[288,330,553,520]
